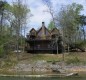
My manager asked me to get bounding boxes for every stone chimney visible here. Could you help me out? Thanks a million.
[42,22,45,39]
[42,22,45,27]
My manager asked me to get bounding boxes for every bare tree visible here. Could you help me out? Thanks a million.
[42,0,56,26]
[11,0,30,59]
[57,3,83,52]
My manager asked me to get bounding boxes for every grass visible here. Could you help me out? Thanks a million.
[12,52,86,65]
[9,52,86,64]
[65,52,86,65]
[30,54,62,62]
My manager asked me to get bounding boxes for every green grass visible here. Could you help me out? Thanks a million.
[65,52,86,65]
[28,52,86,65]
[30,54,61,62]
[5,52,86,65]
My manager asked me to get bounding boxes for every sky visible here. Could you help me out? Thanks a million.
[6,0,86,32]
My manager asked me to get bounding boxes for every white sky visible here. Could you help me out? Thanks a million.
[7,0,86,32]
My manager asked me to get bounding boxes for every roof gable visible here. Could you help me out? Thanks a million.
[37,26,51,37]
[30,28,36,35]
[30,28,36,32]
[51,27,59,35]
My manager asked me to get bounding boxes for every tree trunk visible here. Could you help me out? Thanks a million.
[82,26,85,41]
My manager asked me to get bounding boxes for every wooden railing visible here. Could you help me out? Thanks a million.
[26,36,52,40]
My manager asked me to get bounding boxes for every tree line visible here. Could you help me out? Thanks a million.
[43,0,86,52]
[0,0,30,58]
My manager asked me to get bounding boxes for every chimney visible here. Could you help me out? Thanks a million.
[42,22,45,39]
[42,22,45,27]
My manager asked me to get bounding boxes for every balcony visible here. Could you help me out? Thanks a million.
[26,36,52,42]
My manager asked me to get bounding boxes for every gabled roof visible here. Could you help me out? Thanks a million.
[30,28,36,33]
[37,22,51,36]
[29,28,37,36]
[29,22,60,37]
[37,26,51,35]
[37,27,42,34]
[51,27,59,35]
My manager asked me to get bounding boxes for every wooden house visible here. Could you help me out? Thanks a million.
[25,22,63,53]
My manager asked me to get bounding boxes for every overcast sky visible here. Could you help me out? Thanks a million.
[7,0,86,31]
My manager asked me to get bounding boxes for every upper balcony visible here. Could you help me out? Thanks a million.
[26,35,52,41]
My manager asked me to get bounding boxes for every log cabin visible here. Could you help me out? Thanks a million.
[25,22,63,53]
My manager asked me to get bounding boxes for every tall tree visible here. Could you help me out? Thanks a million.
[11,0,30,59]
[57,3,83,52]
[57,3,83,43]
[42,0,56,27]
[42,0,60,54]
[79,15,86,41]
[0,1,10,33]
[0,1,13,57]
[48,20,55,30]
